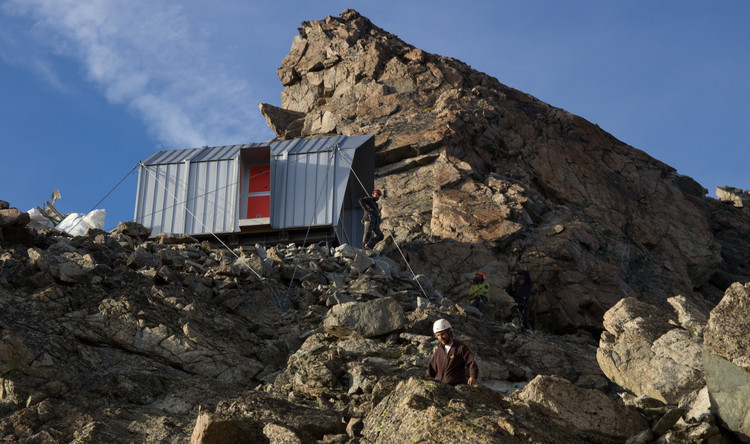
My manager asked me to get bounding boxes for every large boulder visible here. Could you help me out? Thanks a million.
[515,375,648,439]
[0,205,33,245]
[110,221,152,241]
[362,377,636,444]
[704,282,750,372]
[703,282,750,441]
[190,392,345,444]
[716,186,750,210]
[323,297,405,338]
[0,207,30,228]
[597,297,705,405]
[258,102,305,139]
[274,333,347,398]
[667,294,708,337]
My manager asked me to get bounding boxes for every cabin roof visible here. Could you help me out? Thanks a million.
[142,134,374,165]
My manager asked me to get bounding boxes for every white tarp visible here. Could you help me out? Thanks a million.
[51,209,106,236]
[27,208,56,230]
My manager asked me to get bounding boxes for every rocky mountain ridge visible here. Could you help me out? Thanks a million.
[261,9,750,334]
[2,8,750,443]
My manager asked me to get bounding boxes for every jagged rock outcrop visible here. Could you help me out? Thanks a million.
[596,284,750,443]
[267,9,750,333]
[703,282,750,441]
[258,103,305,139]
[360,377,638,444]
[716,186,750,212]
[596,297,705,405]
[515,375,647,439]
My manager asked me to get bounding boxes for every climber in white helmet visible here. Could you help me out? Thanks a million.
[425,319,478,386]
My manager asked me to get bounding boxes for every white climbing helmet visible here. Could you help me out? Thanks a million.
[433,319,452,334]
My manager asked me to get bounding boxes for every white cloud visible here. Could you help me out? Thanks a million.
[2,0,263,148]
[0,14,71,93]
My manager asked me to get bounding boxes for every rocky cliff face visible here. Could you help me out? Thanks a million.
[261,9,750,334]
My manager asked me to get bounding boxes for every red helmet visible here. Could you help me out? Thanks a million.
[372,189,382,197]
[475,272,486,280]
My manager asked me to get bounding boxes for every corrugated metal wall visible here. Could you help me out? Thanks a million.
[135,158,240,236]
[271,148,344,228]
[269,136,373,236]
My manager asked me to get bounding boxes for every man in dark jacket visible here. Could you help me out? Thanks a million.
[506,269,532,330]
[425,319,478,386]
[359,189,384,249]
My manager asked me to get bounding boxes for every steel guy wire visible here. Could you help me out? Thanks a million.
[284,147,337,301]
[66,163,139,234]
[333,145,430,300]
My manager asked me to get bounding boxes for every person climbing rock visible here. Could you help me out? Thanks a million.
[425,319,478,386]
[468,272,489,312]
[506,269,532,330]
[359,189,384,249]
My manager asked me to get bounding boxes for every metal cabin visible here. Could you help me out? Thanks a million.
[134,135,375,247]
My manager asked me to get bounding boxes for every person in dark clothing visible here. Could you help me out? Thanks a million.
[506,269,532,330]
[359,189,384,249]
[425,319,478,386]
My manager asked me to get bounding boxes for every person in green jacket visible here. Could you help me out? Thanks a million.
[469,272,489,312]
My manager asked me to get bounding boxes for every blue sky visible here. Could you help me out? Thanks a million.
[1,1,748,230]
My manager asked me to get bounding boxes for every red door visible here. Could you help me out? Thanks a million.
[246,165,270,219]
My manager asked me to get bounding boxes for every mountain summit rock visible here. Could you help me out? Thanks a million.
[261,9,750,333]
